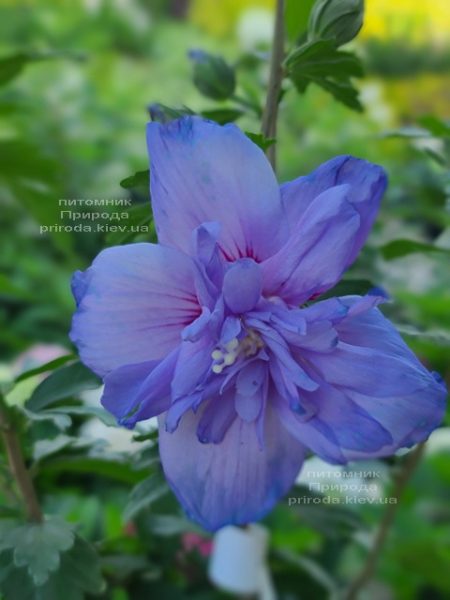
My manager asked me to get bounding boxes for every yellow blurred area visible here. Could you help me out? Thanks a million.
[362,0,450,44]
[189,0,275,36]
[190,0,450,44]
[383,74,450,119]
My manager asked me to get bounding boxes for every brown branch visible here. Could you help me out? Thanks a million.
[261,0,285,172]
[0,396,43,522]
[345,443,426,599]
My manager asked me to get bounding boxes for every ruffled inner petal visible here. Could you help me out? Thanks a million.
[262,185,360,304]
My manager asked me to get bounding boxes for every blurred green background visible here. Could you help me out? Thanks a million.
[0,1,449,599]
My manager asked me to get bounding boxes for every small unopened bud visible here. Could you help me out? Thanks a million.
[308,0,364,47]
[188,49,236,101]
[148,103,193,123]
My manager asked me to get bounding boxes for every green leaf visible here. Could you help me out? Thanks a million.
[234,81,263,116]
[417,115,450,138]
[382,123,448,164]
[379,239,450,260]
[145,514,196,536]
[200,107,244,124]
[2,518,74,586]
[423,147,447,166]
[54,535,104,596]
[276,548,339,594]
[26,362,101,412]
[0,535,104,600]
[0,506,21,519]
[0,273,34,302]
[319,278,376,299]
[33,435,74,462]
[15,355,75,383]
[395,324,450,347]
[314,77,363,111]
[119,170,150,196]
[245,132,276,151]
[290,485,364,539]
[101,554,156,581]
[105,203,153,245]
[123,473,169,522]
[285,40,364,78]
[0,53,28,86]
[0,50,85,87]
[41,456,145,484]
[0,140,74,256]
[57,404,116,426]
[285,40,364,111]
[0,550,34,596]
[382,126,430,139]
[132,429,159,443]
[131,443,161,471]
[0,520,20,552]
[22,407,72,431]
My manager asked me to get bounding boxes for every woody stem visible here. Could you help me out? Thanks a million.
[0,393,43,522]
[261,0,285,172]
[344,443,426,599]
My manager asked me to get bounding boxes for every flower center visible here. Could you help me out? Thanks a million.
[211,329,264,374]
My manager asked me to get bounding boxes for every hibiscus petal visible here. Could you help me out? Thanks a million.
[182,307,212,342]
[235,362,266,422]
[235,361,266,396]
[276,389,394,464]
[101,361,159,421]
[196,390,237,443]
[274,393,346,464]
[70,243,200,377]
[286,321,339,353]
[300,297,349,323]
[158,405,305,531]
[146,117,287,260]
[295,304,447,459]
[101,348,179,426]
[281,155,387,265]
[335,296,422,363]
[308,342,435,397]
[220,316,242,344]
[165,393,202,434]
[223,258,262,314]
[332,303,447,456]
[306,384,394,453]
[191,222,224,308]
[235,391,263,422]
[171,336,215,400]
[250,319,319,392]
[342,383,446,460]
[262,185,360,304]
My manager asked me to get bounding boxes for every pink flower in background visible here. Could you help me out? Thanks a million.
[181,532,213,558]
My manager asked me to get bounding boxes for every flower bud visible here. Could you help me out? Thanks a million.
[308,0,364,47]
[148,103,193,123]
[188,49,236,100]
